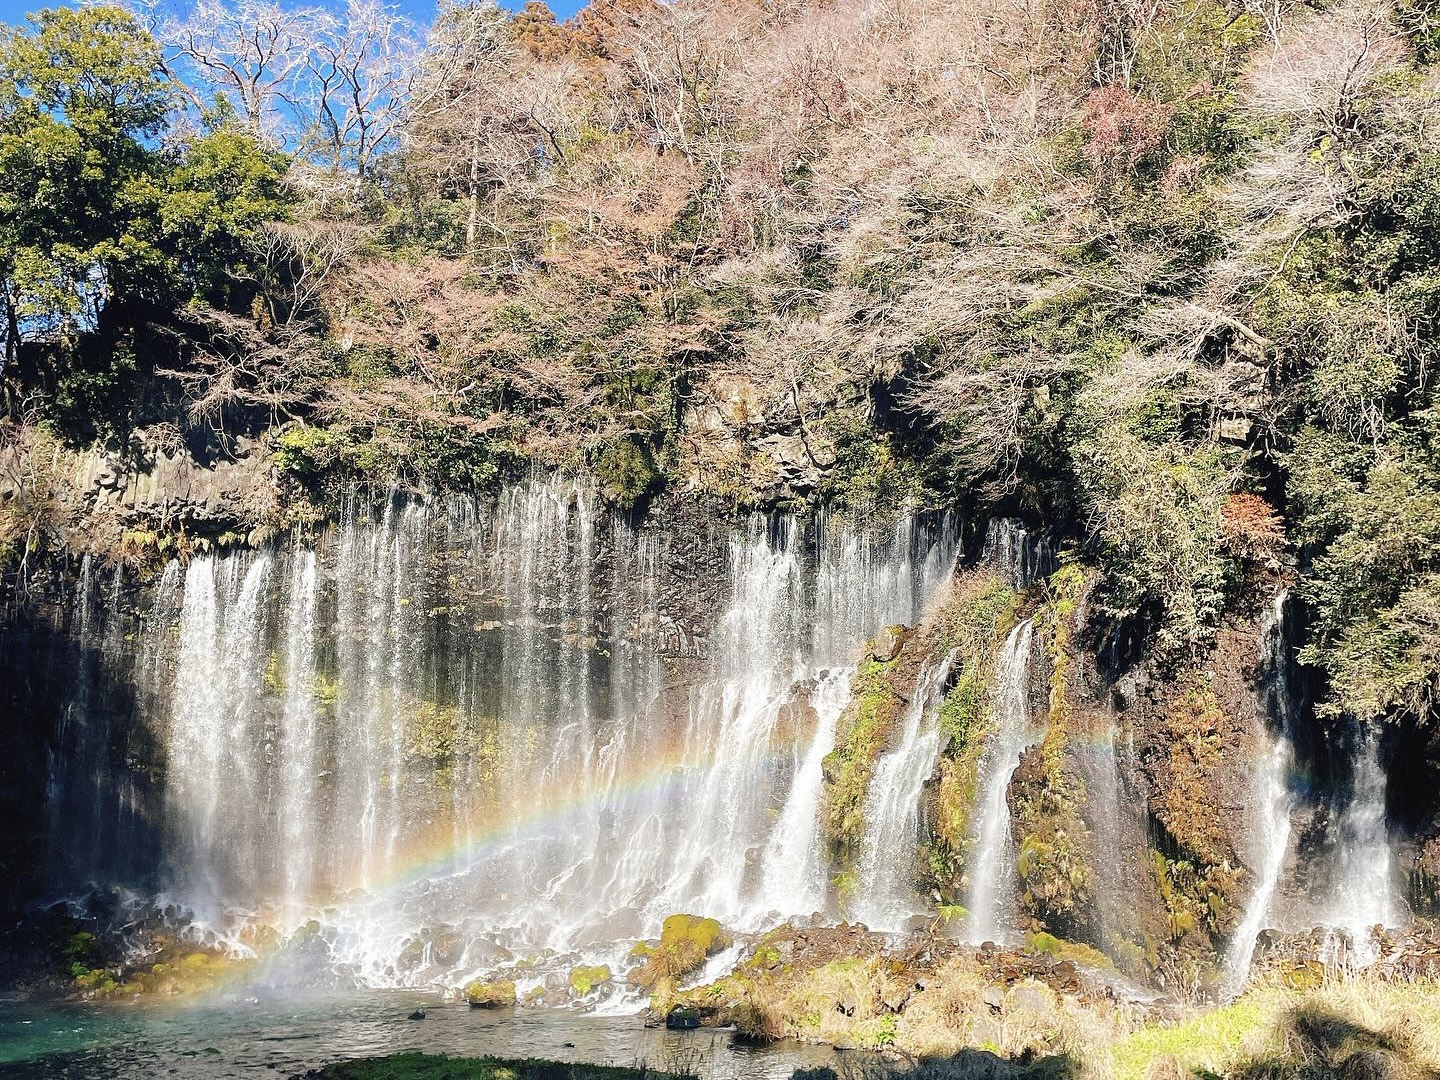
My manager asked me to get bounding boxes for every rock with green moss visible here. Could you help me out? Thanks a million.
[464,979,517,1008]
[918,571,1022,900]
[568,964,612,997]
[631,914,731,992]
[820,634,914,868]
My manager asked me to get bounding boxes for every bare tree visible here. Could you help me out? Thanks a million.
[161,307,326,434]
[246,219,371,327]
[406,0,521,249]
[1245,4,1407,144]
[294,0,423,177]
[161,0,318,139]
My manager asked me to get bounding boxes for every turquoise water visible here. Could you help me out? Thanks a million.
[0,993,850,1078]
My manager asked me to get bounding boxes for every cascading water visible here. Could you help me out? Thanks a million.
[852,651,958,932]
[42,555,173,896]
[963,619,1035,945]
[43,476,960,988]
[1326,730,1400,964]
[167,552,276,922]
[983,519,1055,591]
[757,668,852,919]
[277,552,319,920]
[1224,589,1297,995]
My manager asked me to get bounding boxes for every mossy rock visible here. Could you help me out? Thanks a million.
[1026,931,1115,970]
[568,964,612,997]
[661,914,727,954]
[633,915,731,991]
[465,979,517,1008]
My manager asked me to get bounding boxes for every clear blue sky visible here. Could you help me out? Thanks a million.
[0,0,591,30]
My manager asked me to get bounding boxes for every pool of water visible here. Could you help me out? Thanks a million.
[0,992,853,1079]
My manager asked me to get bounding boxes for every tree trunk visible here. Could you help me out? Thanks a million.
[467,141,481,251]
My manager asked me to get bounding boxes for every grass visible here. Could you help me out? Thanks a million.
[314,1052,694,1079]
[1108,997,1265,1080]
[1108,980,1440,1080]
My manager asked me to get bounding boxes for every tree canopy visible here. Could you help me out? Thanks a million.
[0,0,1436,736]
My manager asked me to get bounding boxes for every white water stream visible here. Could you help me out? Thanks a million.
[852,651,958,931]
[963,619,1036,945]
[1326,730,1400,964]
[1223,590,1297,995]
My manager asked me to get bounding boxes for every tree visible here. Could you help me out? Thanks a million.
[0,6,290,431]
[161,0,317,139]
[297,0,422,178]
[162,0,422,177]
[0,6,173,418]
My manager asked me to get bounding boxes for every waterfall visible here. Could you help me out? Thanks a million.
[756,667,852,919]
[167,552,275,920]
[1224,739,1294,992]
[1084,715,1126,949]
[1224,589,1297,995]
[983,519,1055,590]
[84,478,960,985]
[963,619,1036,945]
[1326,730,1400,963]
[852,651,958,932]
[41,556,180,896]
[277,552,319,918]
[654,517,809,922]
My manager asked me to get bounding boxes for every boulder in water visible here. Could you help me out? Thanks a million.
[665,1007,702,1030]
[568,964,612,997]
[464,979,517,1008]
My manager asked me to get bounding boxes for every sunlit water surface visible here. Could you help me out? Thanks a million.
[0,993,853,1079]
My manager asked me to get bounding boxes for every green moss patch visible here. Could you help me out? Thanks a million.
[568,964,612,997]
[632,914,731,993]
[820,635,913,866]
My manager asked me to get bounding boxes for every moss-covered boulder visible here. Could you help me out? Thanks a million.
[919,571,1021,900]
[631,914,730,992]
[568,964,612,997]
[465,979,517,1008]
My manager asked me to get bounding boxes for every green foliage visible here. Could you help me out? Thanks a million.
[1295,410,1440,724]
[819,411,928,516]
[1073,425,1237,655]
[159,126,290,305]
[273,424,346,476]
[593,438,660,509]
[0,5,289,437]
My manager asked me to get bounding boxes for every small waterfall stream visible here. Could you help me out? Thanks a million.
[852,651,958,931]
[1224,590,1298,994]
[1327,730,1400,963]
[983,519,1055,590]
[1224,736,1294,990]
[963,619,1036,944]
[758,668,852,918]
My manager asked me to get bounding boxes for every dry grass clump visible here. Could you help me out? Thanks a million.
[1229,980,1440,1080]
